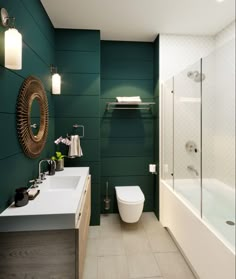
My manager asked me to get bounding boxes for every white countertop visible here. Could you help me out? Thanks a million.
[0,167,89,232]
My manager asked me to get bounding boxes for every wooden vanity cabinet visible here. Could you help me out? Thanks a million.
[0,175,91,279]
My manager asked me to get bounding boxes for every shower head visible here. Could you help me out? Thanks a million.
[187,71,205,82]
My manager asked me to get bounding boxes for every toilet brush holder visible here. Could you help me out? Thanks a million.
[104,181,111,210]
[104,197,111,210]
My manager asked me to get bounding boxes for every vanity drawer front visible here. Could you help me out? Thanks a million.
[0,230,76,279]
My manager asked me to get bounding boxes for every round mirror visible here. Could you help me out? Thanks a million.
[17,76,49,158]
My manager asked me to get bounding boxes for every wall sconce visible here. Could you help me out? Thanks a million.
[1,8,22,70]
[51,65,61,95]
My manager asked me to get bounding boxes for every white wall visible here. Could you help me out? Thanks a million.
[160,21,235,82]
[159,35,215,82]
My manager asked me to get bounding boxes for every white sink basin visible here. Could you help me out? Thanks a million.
[47,176,80,191]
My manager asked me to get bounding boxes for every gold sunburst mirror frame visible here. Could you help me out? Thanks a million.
[17,76,49,158]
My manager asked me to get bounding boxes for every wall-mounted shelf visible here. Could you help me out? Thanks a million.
[106,102,155,111]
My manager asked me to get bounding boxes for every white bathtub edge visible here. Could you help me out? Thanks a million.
[160,180,235,279]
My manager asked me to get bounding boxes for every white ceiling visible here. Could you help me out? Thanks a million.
[41,0,235,42]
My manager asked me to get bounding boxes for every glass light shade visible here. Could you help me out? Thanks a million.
[52,73,61,94]
[5,28,22,70]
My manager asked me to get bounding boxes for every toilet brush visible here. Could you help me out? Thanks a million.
[104,181,111,210]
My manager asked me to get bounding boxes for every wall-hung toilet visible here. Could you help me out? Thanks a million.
[115,186,145,223]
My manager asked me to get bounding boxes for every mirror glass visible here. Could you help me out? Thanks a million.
[30,98,40,136]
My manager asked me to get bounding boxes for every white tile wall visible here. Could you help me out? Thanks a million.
[159,34,215,82]
[160,20,235,188]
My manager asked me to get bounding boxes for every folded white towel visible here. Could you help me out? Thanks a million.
[116,96,142,103]
[68,135,83,158]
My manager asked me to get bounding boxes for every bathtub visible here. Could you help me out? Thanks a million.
[160,179,235,279]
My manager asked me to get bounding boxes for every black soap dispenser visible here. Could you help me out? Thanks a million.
[14,187,29,207]
[48,160,56,175]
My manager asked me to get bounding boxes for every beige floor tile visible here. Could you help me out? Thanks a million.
[140,212,166,234]
[155,252,196,279]
[86,239,98,256]
[123,232,152,255]
[127,252,162,278]
[83,255,98,279]
[147,230,178,252]
[100,214,121,226]
[97,238,126,256]
[88,226,101,239]
[121,220,145,238]
[98,255,129,279]
[100,222,122,239]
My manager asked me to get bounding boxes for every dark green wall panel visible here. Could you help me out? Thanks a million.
[91,183,100,204]
[54,96,99,117]
[55,117,99,139]
[56,51,100,73]
[61,73,100,95]
[101,60,153,80]
[0,68,23,113]
[101,118,154,138]
[0,0,55,214]
[55,29,101,225]
[55,29,100,52]
[20,45,52,91]
[101,79,153,98]
[77,140,100,162]
[101,176,154,197]
[101,157,152,176]
[21,0,55,45]
[101,42,153,61]
[0,114,20,159]
[100,41,155,215]
[101,138,153,158]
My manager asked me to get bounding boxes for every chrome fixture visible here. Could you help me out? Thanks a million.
[29,179,40,188]
[185,141,198,153]
[104,181,111,210]
[38,159,50,181]
[226,221,235,226]
[30,123,37,129]
[187,71,205,82]
[187,165,199,176]
[66,124,85,138]
[1,8,22,70]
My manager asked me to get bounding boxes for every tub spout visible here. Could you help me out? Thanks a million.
[187,165,199,176]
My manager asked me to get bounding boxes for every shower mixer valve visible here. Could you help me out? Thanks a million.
[185,141,198,153]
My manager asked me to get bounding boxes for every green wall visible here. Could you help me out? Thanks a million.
[54,29,101,225]
[100,41,155,214]
[0,1,160,222]
[0,0,55,213]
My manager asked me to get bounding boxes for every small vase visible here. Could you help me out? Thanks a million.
[56,158,64,171]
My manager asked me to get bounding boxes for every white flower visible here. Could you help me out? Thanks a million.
[54,136,71,146]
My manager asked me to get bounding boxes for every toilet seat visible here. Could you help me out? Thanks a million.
[115,186,145,204]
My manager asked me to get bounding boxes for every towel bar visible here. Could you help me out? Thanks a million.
[106,102,155,111]
[67,124,84,138]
